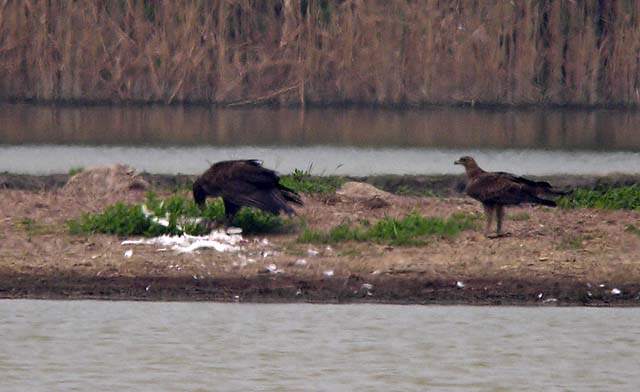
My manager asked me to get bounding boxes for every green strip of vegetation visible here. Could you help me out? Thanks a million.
[68,167,84,176]
[298,212,479,246]
[280,169,345,194]
[557,185,640,210]
[67,193,292,237]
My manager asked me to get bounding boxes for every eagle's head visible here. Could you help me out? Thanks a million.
[454,156,482,177]
[192,179,208,210]
[454,156,477,167]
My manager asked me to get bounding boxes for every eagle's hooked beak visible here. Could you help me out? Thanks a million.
[454,159,462,165]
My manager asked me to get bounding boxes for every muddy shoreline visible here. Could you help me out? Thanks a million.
[2,272,638,306]
[1,172,639,306]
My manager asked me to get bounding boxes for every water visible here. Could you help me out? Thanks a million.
[1,300,639,391]
[1,104,640,175]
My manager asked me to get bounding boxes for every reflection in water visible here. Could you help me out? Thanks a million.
[2,301,640,392]
[2,103,640,150]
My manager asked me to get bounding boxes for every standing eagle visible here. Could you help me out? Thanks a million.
[192,160,303,226]
[454,156,564,238]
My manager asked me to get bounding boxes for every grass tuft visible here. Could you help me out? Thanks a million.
[280,169,345,194]
[508,212,531,221]
[558,186,640,210]
[68,167,85,176]
[298,212,478,246]
[625,225,640,237]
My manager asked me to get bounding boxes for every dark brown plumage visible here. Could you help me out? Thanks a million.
[454,156,565,238]
[192,160,303,226]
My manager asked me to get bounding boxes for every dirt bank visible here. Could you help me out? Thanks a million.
[1,173,639,305]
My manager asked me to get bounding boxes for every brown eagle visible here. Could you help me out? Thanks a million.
[192,160,303,226]
[454,156,564,238]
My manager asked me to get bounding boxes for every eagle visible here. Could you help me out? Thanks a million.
[454,156,565,238]
[192,160,303,226]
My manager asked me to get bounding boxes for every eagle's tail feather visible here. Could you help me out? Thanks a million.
[278,183,304,206]
[533,197,557,207]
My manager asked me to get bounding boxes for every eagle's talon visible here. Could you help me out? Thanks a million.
[487,232,512,239]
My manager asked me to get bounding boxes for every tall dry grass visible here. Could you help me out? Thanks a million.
[0,0,639,106]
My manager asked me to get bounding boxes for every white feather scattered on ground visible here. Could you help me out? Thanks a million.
[121,230,243,253]
[140,204,203,232]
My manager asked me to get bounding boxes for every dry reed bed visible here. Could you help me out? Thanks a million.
[1,0,640,106]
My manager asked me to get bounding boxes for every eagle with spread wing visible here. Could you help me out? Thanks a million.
[192,160,303,226]
[455,156,565,238]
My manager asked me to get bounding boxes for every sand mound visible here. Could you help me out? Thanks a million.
[337,182,392,199]
[336,182,392,208]
[62,164,149,202]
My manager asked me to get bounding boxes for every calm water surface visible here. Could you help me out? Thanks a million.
[1,104,640,175]
[1,300,639,391]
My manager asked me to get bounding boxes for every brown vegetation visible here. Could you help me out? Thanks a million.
[1,1,640,106]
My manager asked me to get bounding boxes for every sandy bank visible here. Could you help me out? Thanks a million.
[1,173,639,305]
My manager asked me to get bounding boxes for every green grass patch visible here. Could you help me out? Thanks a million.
[18,217,53,241]
[67,193,293,237]
[280,168,345,194]
[625,225,640,237]
[558,186,640,210]
[508,212,530,221]
[298,212,479,246]
[68,167,84,176]
[558,235,586,250]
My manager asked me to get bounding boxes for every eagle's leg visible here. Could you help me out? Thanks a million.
[483,204,495,236]
[491,205,511,238]
[223,200,240,228]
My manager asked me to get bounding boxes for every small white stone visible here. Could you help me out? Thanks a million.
[456,281,465,289]
[266,263,278,272]
[124,249,133,258]
[537,293,543,299]
[611,288,622,295]
[308,249,320,256]
[361,283,374,291]
[294,259,307,266]
[323,270,334,277]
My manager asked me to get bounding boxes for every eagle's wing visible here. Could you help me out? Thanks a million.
[467,173,543,205]
[493,171,553,189]
[212,160,299,214]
